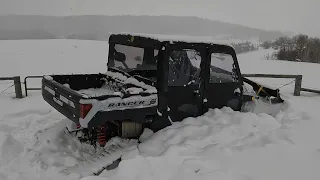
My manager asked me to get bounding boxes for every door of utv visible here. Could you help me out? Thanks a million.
[204,45,243,111]
[165,47,205,122]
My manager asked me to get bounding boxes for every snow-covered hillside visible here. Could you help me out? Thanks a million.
[1,40,320,180]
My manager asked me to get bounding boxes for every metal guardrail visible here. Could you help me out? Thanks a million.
[24,76,43,97]
[22,74,305,97]
[242,74,303,96]
[2,73,319,98]
[0,76,23,98]
[301,87,320,94]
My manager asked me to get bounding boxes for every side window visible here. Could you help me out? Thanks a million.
[168,49,201,86]
[210,53,237,83]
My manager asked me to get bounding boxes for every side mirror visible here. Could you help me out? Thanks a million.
[114,51,126,62]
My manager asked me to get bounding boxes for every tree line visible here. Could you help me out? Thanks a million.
[231,42,259,54]
[262,34,320,63]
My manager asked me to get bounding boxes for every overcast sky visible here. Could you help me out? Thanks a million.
[0,0,319,37]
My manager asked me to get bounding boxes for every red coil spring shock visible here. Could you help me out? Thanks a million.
[97,125,107,147]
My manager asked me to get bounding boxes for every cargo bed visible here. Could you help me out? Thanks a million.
[42,70,158,128]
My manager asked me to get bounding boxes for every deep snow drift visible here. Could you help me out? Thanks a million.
[98,98,320,180]
[1,40,320,180]
[1,94,320,180]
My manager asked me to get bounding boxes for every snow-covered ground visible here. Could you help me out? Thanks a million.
[1,40,320,180]
[238,48,320,92]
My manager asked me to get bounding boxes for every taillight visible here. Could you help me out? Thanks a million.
[80,104,92,119]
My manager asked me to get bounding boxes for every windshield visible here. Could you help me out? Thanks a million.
[109,44,158,72]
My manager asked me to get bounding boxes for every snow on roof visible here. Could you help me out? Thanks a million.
[112,32,234,47]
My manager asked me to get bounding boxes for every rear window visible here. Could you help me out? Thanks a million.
[109,44,158,72]
[114,44,144,69]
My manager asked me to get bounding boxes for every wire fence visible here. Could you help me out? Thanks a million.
[0,74,318,98]
[276,79,296,90]
[0,83,15,96]
[0,81,14,85]
[0,76,43,98]
[0,76,23,98]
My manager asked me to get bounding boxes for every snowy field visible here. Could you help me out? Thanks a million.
[1,40,320,180]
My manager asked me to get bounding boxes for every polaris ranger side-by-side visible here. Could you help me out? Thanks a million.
[42,33,281,148]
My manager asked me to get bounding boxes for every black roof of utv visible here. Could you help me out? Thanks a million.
[108,33,235,50]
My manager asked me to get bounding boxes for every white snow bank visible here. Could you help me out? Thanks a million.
[3,92,320,180]
[97,99,320,180]
[0,133,24,166]
[32,120,138,177]
[0,111,138,179]
[138,128,154,143]
[138,107,281,156]
[242,97,284,117]
[94,107,285,180]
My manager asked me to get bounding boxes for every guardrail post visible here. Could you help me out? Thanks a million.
[294,75,302,96]
[13,76,23,98]
[24,77,28,97]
